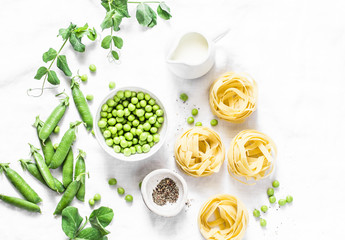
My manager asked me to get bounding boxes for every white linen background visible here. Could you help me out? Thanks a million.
[1,0,345,239]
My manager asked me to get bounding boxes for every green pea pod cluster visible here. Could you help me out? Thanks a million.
[0,163,42,204]
[74,150,86,202]
[62,148,74,188]
[39,96,69,143]
[54,172,86,215]
[33,116,55,166]
[20,159,65,193]
[0,194,41,213]
[71,79,93,131]
[49,121,81,169]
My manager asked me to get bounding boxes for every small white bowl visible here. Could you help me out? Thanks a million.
[94,87,168,161]
[141,169,188,217]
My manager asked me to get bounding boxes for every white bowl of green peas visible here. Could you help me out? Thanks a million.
[94,87,168,161]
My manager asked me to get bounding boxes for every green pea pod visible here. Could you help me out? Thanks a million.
[62,148,74,188]
[0,194,41,213]
[20,159,65,193]
[71,79,93,131]
[74,149,86,202]
[0,163,42,204]
[53,172,87,215]
[39,96,69,142]
[49,121,81,169]
[29,144,57,191]
[33,116,55,166]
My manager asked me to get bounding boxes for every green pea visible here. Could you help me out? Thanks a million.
[253,209,260,218]
[93,193,101,201]
[286,195,293,203]
[157,117,164,123]
[106,139,113,146]
[107,99,115,107]
[195,122,202,126]
[133,138,138,144]
[116,104,124,110]
[102,104,108,112]
[128,103,136,112]
[149,142,154,147]
[136,129,143,136]
[125,194,133,202]
[147,117,155,125]
[107,113,112,118]
[113,137,121,145]
[261,205,268,213]
[109,81,116,89]
[272,180,280,188]
[210,119,218,126]
[108,178,117,185]
[125,132,133,141]
[154,122,162,128]
[117,187,125,195]
[108,118,116,126]
[147,135,153,143]
[115,123,123,130]
[192,108,198,116]
[101,112,108,118]
[103,130,111,138]
[153,134,160,143]
[86,94,94,101]
[109,126,117,134]
[81,74,88,82]
[187,117,194,124]
[136,145,142,153]
[180,93,188,102]
[123,100,129,107]
[89,64,96,72]
[125,90,132,98]
[123,124,131,132]
[269,196,276,204]
[89,198,95,206]
[140,132,148,141]
[144,93,150,101]
[145,112,153,119]
[117,91,125,99]
[131,97,138,104]
[137,92,144,100]
[148,99,155,106]
[54,143,59,150]
[114,145,121,153]
[124,148,131,156]
[260,218,267,227]
[136,109,145,117]
[117,109,124,117]
[140,100,147,107]
[152,105,159,111]
[118,130,124,136]
[267,188,274,197]
[156,109,163,116]
[132,119,139,127]
[54,126,60,134]
[130,146,136,154]
[150,127,158,134]
[120,140,128,148]
[142,144,150,153]
[278,199,286,206]
[131,91,137,97]
[143,123,151,131]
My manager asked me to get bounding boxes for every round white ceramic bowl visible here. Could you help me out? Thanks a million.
[141,169,188,217]
[94,87,168,161]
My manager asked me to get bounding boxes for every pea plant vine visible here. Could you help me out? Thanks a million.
[29,23,97,97]
[100,0,172,61]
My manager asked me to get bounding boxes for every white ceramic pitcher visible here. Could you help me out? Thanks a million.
[167,29,229,79]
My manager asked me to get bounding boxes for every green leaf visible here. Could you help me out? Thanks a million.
[136,3,157,28]
[87,28,97,41]
[69,32,85,52]
[112,12,124,31]
[47,70,60,85]
[59,23,76,40]
[101,1,110,12]
[74,23,89,38]
[157,2,172,20]
[111,51,119,60]
[34,67,48,80]
[101,9,115,30]
[42,48,57,63]
[112,0,130,18]
[89,207,114,228]
[61,206,83,239]
[75,227,103,240]
[90,217,110,236]
[112,36,123,49]
[101,35,112,49]
[57,55,72,76]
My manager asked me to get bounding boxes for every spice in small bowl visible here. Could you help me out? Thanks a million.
[141,169,188,217]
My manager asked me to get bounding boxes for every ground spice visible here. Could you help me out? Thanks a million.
[152,178,179,206]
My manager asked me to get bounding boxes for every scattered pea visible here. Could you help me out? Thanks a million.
[108,178,117,185]
[54,126,60,134]
[191,108,198,116]
[117,187,125,195]
[269,196,276,204]
[253,209,260,218]
[267,188,274,197]
[261,205,268,213]
[81,74,88,82]
[278,199,286,206]
[53,143,59,150]
[179,93,188,102]
[195,122,202,126]
[93,193,101,201]
[86,94,94,101]
[89,64,97,72]
[187,117,194,124]
[260,218,267,227]
[286,195,293,203]
[210,119,218,126]
[109,81,116,89]
[89,199,95,206]
[272,180,280,188]
[125,194,133,202]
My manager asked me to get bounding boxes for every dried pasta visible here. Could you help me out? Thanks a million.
[209,72,257,123]
[227,129,277,184]
[198,194,248,240]
[174,126,225,177]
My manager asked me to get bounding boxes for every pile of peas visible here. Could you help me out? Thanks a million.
[98,90,164,157]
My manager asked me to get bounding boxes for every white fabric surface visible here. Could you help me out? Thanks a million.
[1,0,345,239]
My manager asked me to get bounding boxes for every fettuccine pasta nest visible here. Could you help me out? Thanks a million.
[198,194,248,240]
[174,126,225,177]
[209,72,257,123]
[227,129,277,184]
